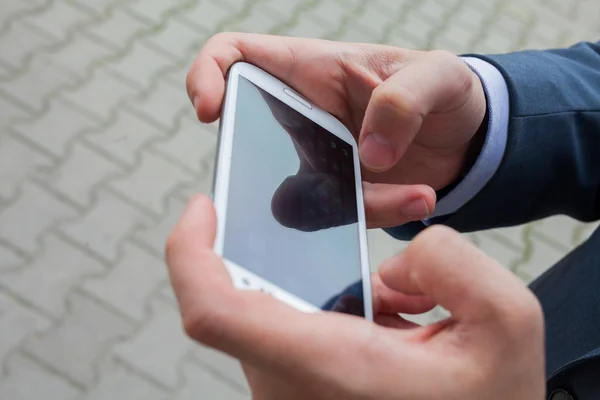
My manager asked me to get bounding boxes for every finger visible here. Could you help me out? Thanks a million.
[165,195,236,333]
[371,273,436,315]
[363,182,436,228]
[359,51,474,171]
[187,33,327,123]
[378,225,540,325]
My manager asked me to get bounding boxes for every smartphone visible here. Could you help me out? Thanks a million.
[211,62,372,320]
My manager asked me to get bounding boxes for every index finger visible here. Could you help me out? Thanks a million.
[378,226,542,327]
[187,33,306,123]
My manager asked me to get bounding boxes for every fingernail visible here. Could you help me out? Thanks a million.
[359,133,395,170]
[192,96,198,110]
[405,198,430,220]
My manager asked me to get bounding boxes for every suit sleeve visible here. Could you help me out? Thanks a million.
[387,41,600,241]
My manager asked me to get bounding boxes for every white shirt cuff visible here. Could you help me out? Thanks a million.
[424,57,509,223]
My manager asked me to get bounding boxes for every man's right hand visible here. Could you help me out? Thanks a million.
[187,33,488,228]
[167,195,546,400]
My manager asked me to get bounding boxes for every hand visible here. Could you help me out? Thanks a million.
[166,195,545,400]
[187,33,488,228]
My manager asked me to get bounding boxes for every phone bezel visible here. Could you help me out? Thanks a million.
[212,61,373,320]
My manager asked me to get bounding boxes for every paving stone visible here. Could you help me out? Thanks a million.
[59,189,152,262]
[82,357,166,400]
[400,10,438,43]
[71,0,132,14]
[0,290,51,366]
[126,0,190,25]
[453,4,491,29]
[477,27,516,53]
[532,215,581,249]
[25,0,96,41]
[144,18,206,60]
[0,182,76,253]
[191,345,249,391]
[0,93,30,127]
[131,196,187,257]
[59,69,138,122]
[11,99,98,157]
[0,20,54,70]
[0,1,42,28]
[112,299,192,388]
[127,81,189,129]
[83,108,166,167]
[228,6,283,34]
[106,42,174,89]
[0,353,81,400]
[0,244,25,270]
[1,233,105,318]
[82,242,167,322]
[1,56,77,112]
[157,280,177,305]
[417,0,452,23]
[44,142,123,206]
[495,11,525,35]
[24,292,135,388]
[109,151,194,215]
[485,225,527,251]
[372,0,413,14]
[384,24,425,49]
[150,115,216,174]
[44,35,114,80]
[0,133,54,200]
[285,14,332,39]
[573,221,600,247]
[434,21,477,51]
[178,1,232,32]
[367,228,408,271]
[163,61,191,90]
[470,232,523,269]
[338,25,379,43]
[173,164,213,200]
[171,359,250,400]
[261,0,306,17]
[311,0,350,24]
[84,8,150,50]
[515,234,568,283]
[354,6,394,32]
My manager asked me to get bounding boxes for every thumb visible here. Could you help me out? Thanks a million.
[165,195,235,334]
[359,51,473,172]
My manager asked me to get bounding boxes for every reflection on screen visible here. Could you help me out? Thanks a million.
[223,76,364,317]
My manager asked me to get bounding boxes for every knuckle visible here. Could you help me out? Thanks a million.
[427,49,458,64]
[371,84,423,120]
[427,49,476,94]
[506,292,544,338]
[206,31,237,47]
[182,306,227,346]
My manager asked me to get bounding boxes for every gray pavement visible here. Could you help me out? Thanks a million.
[0,0,599,398]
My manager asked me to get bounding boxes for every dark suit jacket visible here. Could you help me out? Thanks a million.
[387,41,600,399]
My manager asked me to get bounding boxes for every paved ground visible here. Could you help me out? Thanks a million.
[0,0,599,398]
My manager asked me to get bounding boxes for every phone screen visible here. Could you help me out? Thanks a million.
[222,76,365,317]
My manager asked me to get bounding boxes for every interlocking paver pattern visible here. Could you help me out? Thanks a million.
[0,0,598,397]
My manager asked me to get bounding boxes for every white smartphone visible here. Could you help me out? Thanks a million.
[211,62,372,320]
